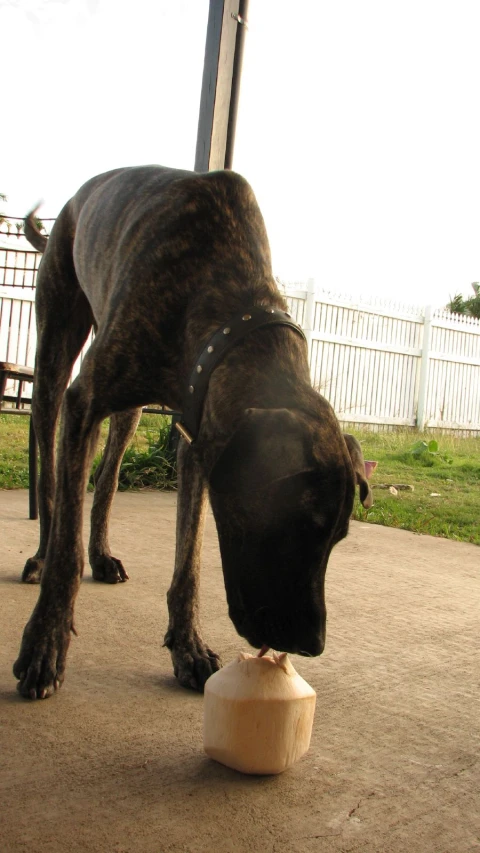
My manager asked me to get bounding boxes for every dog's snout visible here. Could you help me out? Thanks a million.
[297,634,325,657]
[229,599,326,659]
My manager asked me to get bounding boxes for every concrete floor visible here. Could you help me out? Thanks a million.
[1,489,479,853]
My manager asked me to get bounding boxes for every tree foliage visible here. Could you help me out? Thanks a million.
[0,193,45,237]
[446,283,480,319]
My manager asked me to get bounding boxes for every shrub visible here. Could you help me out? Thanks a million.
[90,418,177,491]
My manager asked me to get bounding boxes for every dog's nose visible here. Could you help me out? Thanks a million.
[229,598,326,658]
[257,630,325,659]
[296,634,325,657]
[261,633,324,658]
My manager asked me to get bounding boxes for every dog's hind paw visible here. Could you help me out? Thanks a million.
[164,629,221,692]
[90,554,129,583]
[21,557,44,584]
[13,605,72,699]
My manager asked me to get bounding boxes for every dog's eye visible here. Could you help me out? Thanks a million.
[312,512,326,529]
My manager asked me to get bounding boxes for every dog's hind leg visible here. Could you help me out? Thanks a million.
[88,408,142,583]
[22,256,93,584]
[14,371,106,698]
[164,439,221,691]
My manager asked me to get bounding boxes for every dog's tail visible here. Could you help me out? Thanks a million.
[24,206,48,253]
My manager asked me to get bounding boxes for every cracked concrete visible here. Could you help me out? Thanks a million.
[1,490,479,853]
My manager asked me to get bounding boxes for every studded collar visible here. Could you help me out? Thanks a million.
[177,305,306,444]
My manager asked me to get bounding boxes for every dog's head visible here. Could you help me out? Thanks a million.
[208,404,357,657]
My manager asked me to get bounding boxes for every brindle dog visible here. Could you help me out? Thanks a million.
[14,165,370,699]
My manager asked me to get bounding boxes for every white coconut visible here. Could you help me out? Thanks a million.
[203,651,316,775]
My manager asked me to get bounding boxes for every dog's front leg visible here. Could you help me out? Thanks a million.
[164,439,221,691]
[13,382,102,699]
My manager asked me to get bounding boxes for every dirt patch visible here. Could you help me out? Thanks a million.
[1,490,479,853]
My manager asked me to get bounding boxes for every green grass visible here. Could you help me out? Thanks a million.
[0,414,478,545]
[350,429,480,545]
[0,412,177,492]
[0,415,31,488]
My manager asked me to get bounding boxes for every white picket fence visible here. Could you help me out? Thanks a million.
[283,279,480,432]
[1,247,479,432]
[0,287,36,367]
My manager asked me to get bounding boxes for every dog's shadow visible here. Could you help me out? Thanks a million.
[153,673,186,693]
[145,674,287,788]
[0,573,33,585]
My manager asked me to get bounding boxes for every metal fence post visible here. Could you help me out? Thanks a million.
[416,304,433,431]
[302,277,316,360]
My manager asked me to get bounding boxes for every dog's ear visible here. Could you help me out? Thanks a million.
[343,433,374,508]
[209,408,314,494]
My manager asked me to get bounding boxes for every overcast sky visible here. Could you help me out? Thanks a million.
[2,0,480,308]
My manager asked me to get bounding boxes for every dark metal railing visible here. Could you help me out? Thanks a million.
[0,247,41,288]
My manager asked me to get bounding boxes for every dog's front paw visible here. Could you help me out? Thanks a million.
[164,629,221,691]
[21,556,44,584]
[90,554,129,583]
[13,605,73,699]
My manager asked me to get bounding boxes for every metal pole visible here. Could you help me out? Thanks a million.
[195,0,248,172]
[224,0,249,169]
[28,415,38,520]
